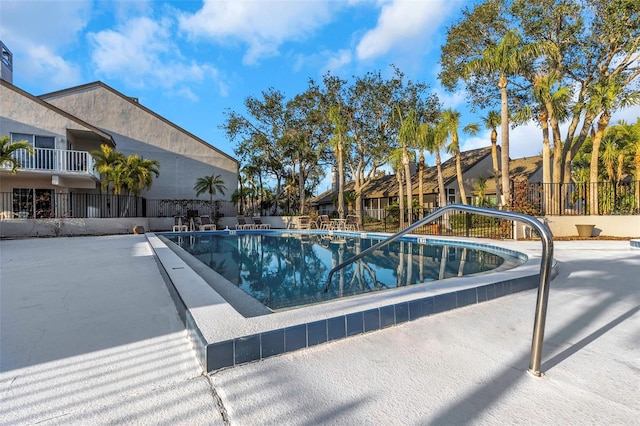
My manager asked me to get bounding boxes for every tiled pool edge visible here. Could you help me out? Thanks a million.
[147,232,554,373]
[631,239,640,249]
[205,273,541,372]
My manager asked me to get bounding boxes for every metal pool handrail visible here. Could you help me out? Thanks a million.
[324,204,554,377]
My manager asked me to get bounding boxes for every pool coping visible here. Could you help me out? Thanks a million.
[147,230,554,372]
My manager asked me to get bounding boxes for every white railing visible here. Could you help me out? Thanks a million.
[8,148,98,179]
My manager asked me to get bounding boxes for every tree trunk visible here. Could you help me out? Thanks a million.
[418,151,425,217]
[540,109,551,215]
[298,154,305,214]
[403,147,412,225]
[499,73,511,208]
[490,129,501,208]
[588,111,611,215]
[396,170,405,227]
[436,150,446,207]
[456,151,467,204]
[337,139,345,219]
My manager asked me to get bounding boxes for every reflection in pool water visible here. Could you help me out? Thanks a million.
[166,232,512,310]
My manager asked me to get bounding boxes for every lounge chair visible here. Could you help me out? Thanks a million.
[236,215,254,230]
[318,215,332,230]
[172,216,188,232]
[298,215,312,229]
[345,214,360,231]
[252,217,270,229]
[199,215,216,231]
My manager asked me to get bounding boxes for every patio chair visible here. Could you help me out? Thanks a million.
[345,214,360,231]
[318,215,332,230]
[298,215,312,229]
[199,215,216,231]
[252,217,271,229]
[172,216,188,232]
[236,215,254,230]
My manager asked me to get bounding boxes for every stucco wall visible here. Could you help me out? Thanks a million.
[0,84,95,147]
[444,154,496,203]
[513,215,640,238]
[0,218,150,238]
[543,215,640,238]
[41,85,238,200]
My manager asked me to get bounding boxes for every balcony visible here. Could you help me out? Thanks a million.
[3,147,100,180]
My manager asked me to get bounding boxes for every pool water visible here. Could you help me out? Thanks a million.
[165,232,514,310]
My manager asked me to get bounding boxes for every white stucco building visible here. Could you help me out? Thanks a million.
[0,43,238,220]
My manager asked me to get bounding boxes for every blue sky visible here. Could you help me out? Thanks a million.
[2,0,638,194]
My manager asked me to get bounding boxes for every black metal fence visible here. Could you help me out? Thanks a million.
[361,208,512,239]
[0,191,236,219]
[516,181,639,216]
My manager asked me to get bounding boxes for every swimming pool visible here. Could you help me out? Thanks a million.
[163,231,522,311]
[149,230,544,372]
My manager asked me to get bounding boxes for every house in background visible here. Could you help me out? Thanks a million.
[0,41,238,219]
[311,147,544,219]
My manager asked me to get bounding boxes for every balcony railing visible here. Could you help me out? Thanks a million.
[6,147,99,179]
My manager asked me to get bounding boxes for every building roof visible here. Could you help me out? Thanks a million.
[1,79,116,147]
[39,81,238,165]
[479,155,543,194]
[311,147,544,205]
[311,147,495,204]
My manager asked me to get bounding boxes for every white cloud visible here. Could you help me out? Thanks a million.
[88,16,222,97]
[26,45,83,88]
[178,0,334,65]
[0,0,91,89]
[325,49,353,73]
[356,0,451,61]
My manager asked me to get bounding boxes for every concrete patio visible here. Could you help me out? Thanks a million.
[1,235,638,424]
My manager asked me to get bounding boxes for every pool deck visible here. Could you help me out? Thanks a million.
[1,235,638,424]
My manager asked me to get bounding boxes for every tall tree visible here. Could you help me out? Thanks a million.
[222,89,290,215]
[328,103,348,219]
[463,30,537,207]
[480,110,502,206]
[388,148,406,226]
[396,108,419,225]
[512,0,640,189]
[587,76,639,214]
[428,121,450,207]
[442,109,480,205]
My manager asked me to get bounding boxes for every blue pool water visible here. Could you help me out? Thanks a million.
[164,231,521,310]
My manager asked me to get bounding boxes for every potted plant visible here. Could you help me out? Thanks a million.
[575,224,595,238]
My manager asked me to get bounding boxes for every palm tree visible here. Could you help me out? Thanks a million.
[608,119,640,188]
[481,111,501,207]
[530,71,572,215]
[0,136,33,173]
[328,104,347,219]
[91,144,126,193]
[397,107,419,225]
[388,148,405,226]
[464,30,537,207]
[442,109,480,205]
[124,155,160,197]
[427,121,449,207]
[194,174,227,205]
[415,123,431,216]
[587,76,639,215]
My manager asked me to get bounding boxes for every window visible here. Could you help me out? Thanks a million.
[11,133,56,169]
[447,188,456,204]
[12,189,53,218]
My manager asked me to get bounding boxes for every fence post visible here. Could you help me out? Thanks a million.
[465,212,470,237]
